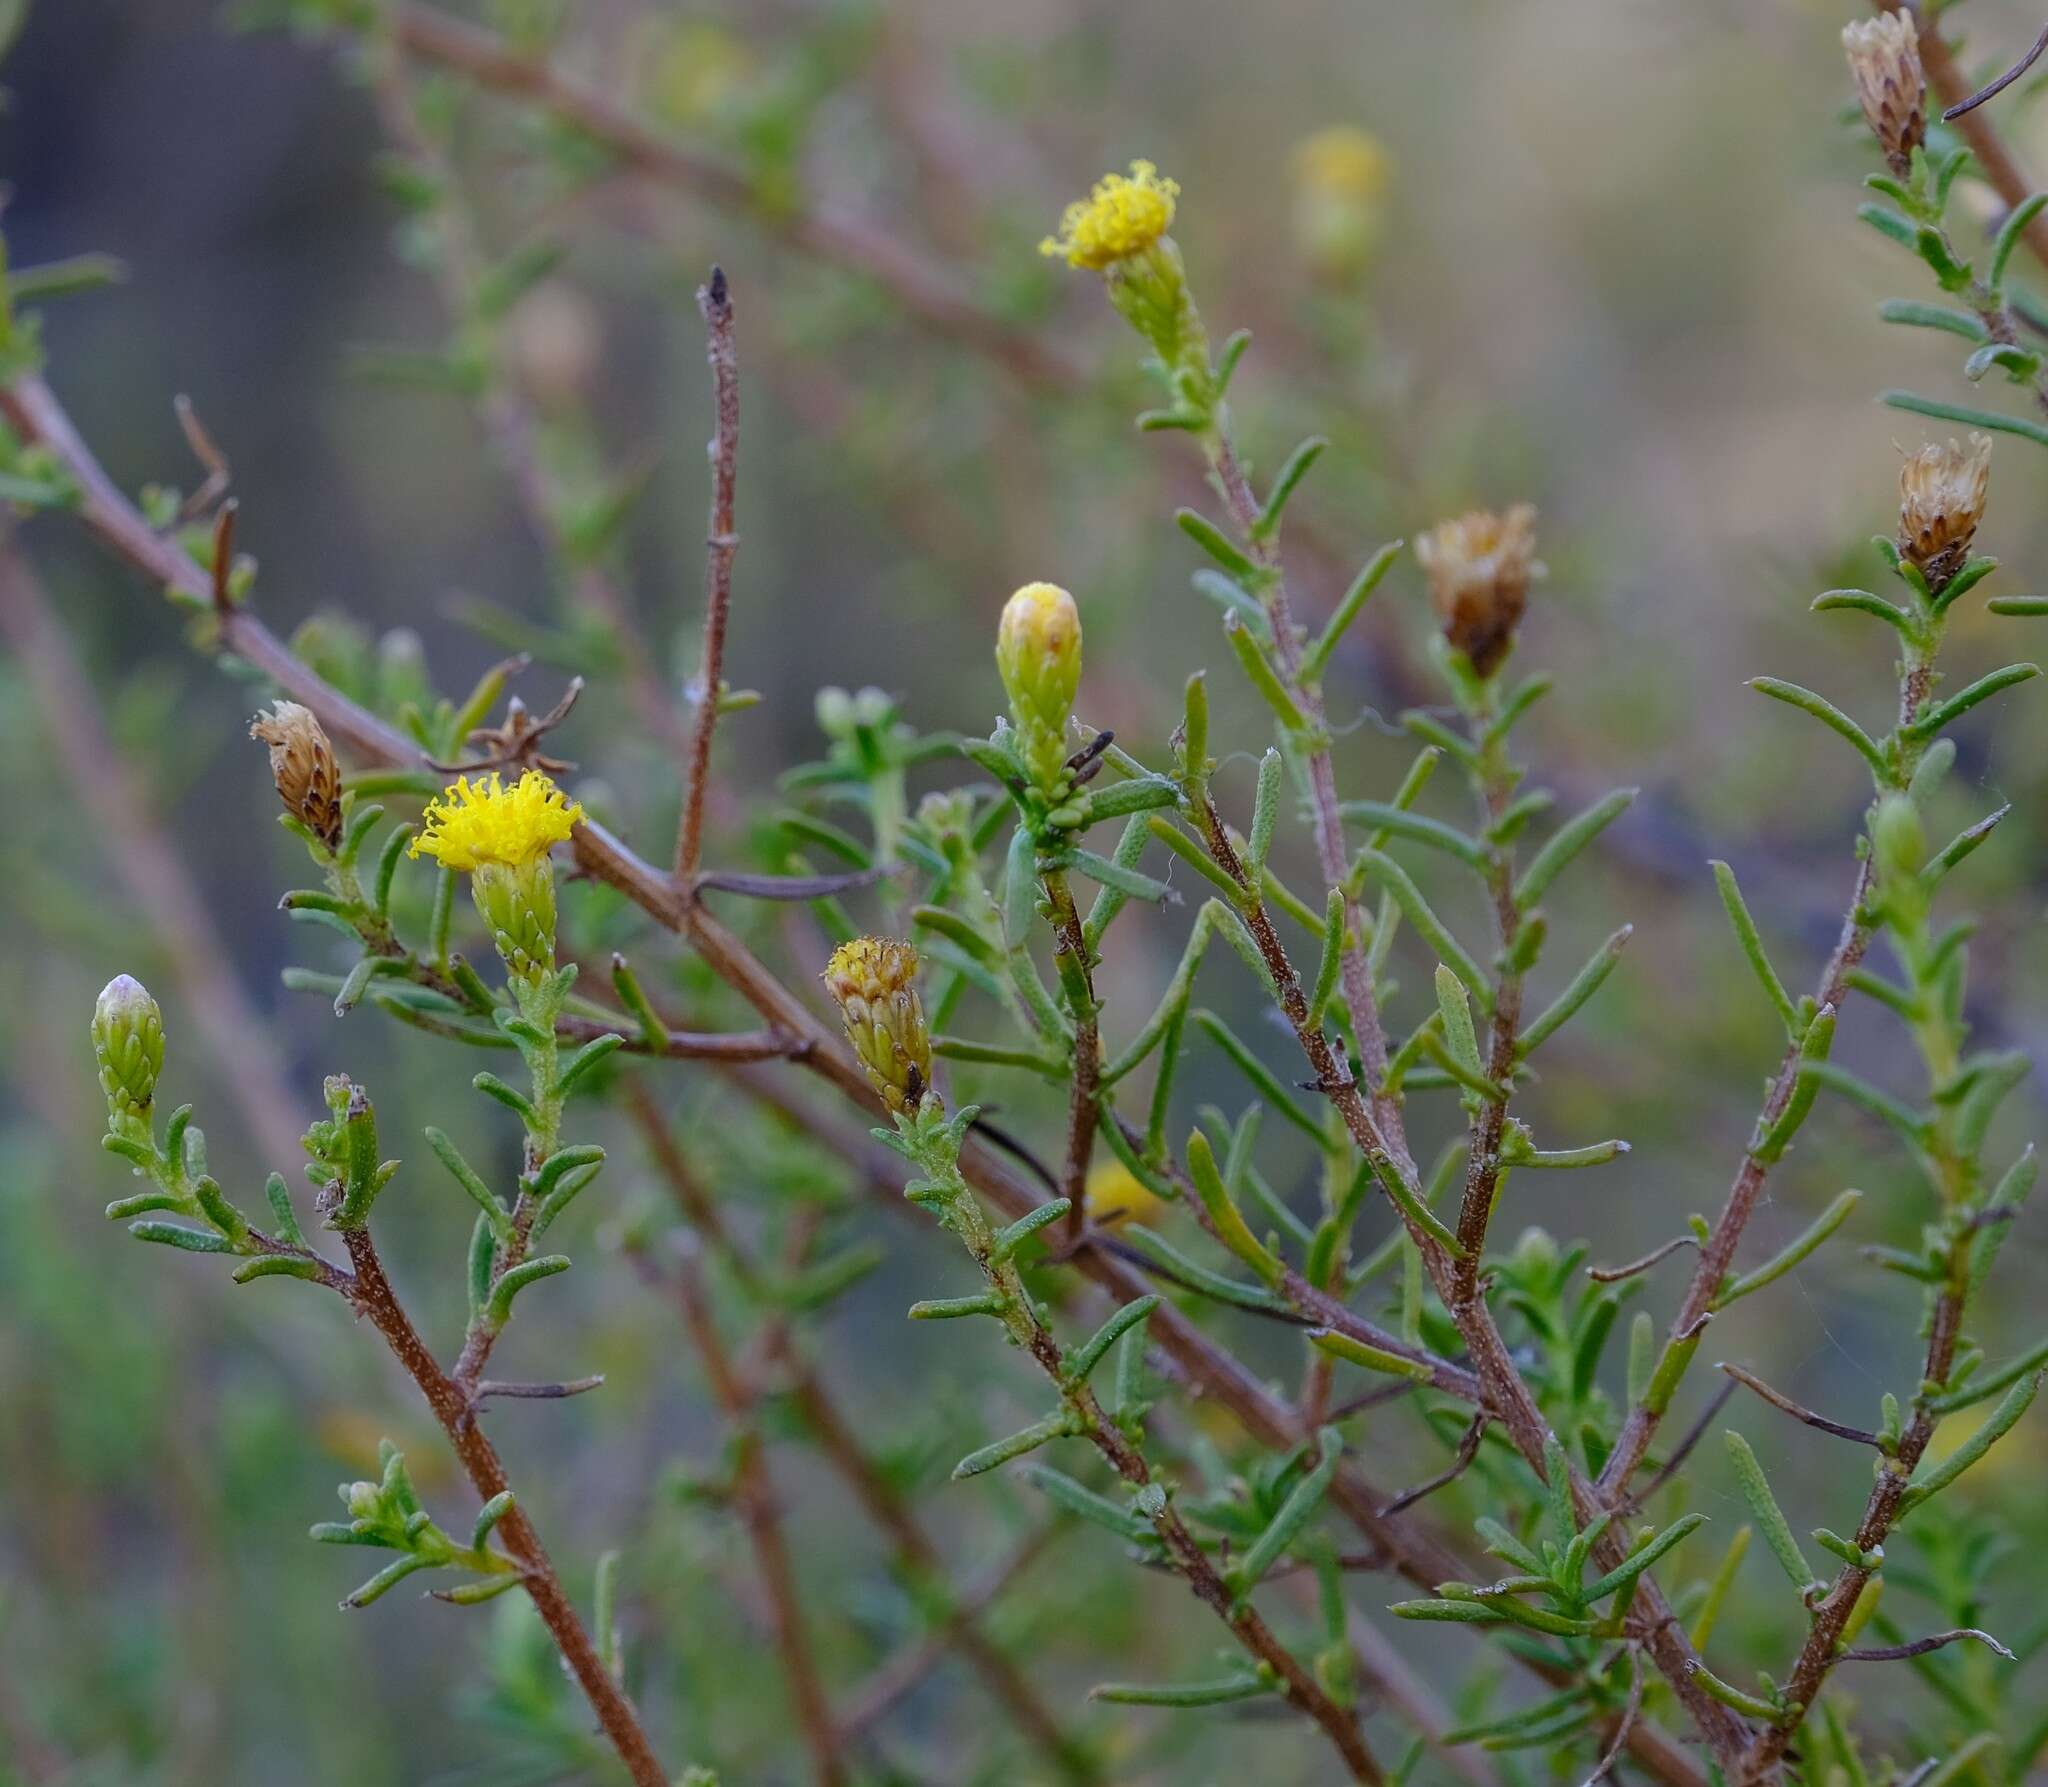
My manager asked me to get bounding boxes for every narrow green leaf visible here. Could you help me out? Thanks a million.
[953,1411,1073,1480]
[1224,613,1311,733]
[1308,1328,1433,1383]
[1748,678,1886,777]
[1119,1223,1289,1312]
[1877,298,1989,341]
[129,1221,233,1254]
[426,1127,514,1244]
[908,1292,1009,1320]
[1354,849,1490,1011]
[1753,1009,1839,1164]
[483,1254,571,1328]
[1338,801,1486,868]
[1091,1675,1273,1706]
[1065,1296,1163,1385]
[1303,539,1402,681]
[1715,1190,1861,1309]
[1247,748,1282,873]
[1515,788,1636,909]
[1582,1513,1707,1603]
[1251,436,1326,541]
[1898,1372,2041,1516]
[1881,388,2048,450]
[1231,1429,1342,1594]
[1993,192,2048,288]
[1906,662,2039,738]
[1723,1431,1816,1592]
[1018,1464,1157,1543]
[1712,861,1798,1035]
[1186,1129,1284,1286]
[1518,925,1631,1058]
[1176,507,1265,585]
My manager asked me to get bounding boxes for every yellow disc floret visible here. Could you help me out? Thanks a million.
[1040,160,1180,270]
[408,771,585,872]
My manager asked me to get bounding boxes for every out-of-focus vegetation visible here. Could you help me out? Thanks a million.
[9,1,2048,1782]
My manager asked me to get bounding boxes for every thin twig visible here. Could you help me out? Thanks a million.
[677,266,739,881]
[1939,19,2048,120]
[1378,1413,1489,1518]
[1840,1628,2014,1663]
[1587,1234,1699,1284]
[1719,1363,1886,1448]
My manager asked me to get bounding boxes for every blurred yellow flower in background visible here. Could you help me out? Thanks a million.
[1083,1160,1173,1228]
[1291,125,1390,282]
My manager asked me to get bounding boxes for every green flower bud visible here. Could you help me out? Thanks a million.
[93,974,164,1125]
[472,857,559,985]
[822,937,933,1115]
[998,581,1083,791]
[1872,793,1927,884]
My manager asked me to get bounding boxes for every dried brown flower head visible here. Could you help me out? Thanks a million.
[250,700,344,848]
[1843,13,1925,178]
[1415,504,1540,677]
[1898,433,1992,588]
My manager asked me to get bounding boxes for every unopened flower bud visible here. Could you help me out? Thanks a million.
[93,974,164,1124]
[1415,505,1540,678]
[343,1479,382,1522]
[1872,792,1927,884]
[1897,434,1991,590]
[998,581,1083,789]
[250,701,344,849]
[822,937,933,1116]
[1843,14,1926,179]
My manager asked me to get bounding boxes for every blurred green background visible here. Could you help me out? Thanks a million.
[8,0,2048,1781]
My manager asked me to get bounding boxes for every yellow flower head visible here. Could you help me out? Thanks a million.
[1293,127,1389,202]
[823,937,932,1115]
[1083,1161,1172,1229]
[408,771,585,873]
[1041,160,1180,270]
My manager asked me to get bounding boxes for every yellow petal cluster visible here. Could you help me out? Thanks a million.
[1040,160,1180,270]
[408,770,585,873]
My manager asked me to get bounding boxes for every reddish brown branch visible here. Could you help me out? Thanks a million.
[677,267,740,881]
[338,1225,666,1786]
[1901,3,2048,280]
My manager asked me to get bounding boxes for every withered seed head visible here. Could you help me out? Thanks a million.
[250,700,344,848]
[1414,504,1540,678]
[1897,433,1992,589]
[1843,13,1925,178]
